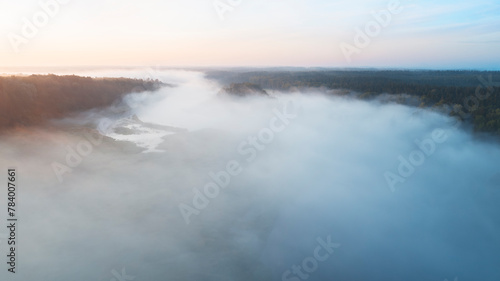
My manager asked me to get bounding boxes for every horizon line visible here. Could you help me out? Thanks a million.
[1,65,499,72]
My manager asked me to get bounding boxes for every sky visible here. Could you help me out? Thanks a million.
[0,0,499,69]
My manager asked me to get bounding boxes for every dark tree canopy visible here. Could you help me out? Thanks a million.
[0,74,165,130]
[207,70,500,135]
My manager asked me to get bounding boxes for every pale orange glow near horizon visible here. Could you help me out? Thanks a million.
[0,0,499,69]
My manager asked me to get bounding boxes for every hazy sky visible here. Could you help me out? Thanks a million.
[0,0,499,69]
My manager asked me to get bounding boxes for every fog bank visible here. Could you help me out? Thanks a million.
[0,69,499,281]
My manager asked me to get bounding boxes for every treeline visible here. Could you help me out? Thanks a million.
[206,70,500,135]
[0,74,165,130]
[219,83,269,97]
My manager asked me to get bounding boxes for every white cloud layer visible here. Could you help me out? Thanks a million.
[0,69,499,281]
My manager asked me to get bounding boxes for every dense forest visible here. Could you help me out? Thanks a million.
[2,71,499,137]
[207,70,500,135]
[219,82,269,97]
[0,74,165,131]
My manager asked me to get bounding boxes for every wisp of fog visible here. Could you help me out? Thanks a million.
[0,69,499,281]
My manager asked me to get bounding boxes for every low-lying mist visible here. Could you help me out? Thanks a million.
[0,69,499,281]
